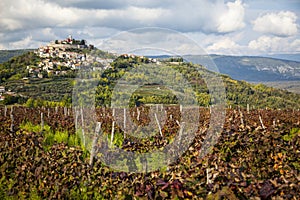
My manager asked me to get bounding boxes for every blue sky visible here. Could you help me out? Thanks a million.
[0,0,299,55]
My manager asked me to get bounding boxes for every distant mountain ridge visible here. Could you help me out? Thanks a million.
[207,55,300,82]
[150,54,300,82]
[262,54,300,62]
[0,49,33,63]
[149,54,300,93]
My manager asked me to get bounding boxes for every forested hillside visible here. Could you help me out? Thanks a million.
[1,52,300,109]
[92,55,300,109]
[0,49,32,63]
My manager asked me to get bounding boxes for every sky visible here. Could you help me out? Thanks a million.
[0,0,300,55]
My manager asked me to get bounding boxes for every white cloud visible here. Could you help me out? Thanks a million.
[290,39,300,51]
[41,28,58,39]
[217,0,245,33]
[253,11,298,37]
[9,36,34,49]
[206,37,246,55]
[249,36,280,51]
[248,35,300,53]
[207,38,239,51]
[0,43,5,50]
[0,18,23,31]
[0,0,298,55]
[98,28,207,55]
[0,0,78,31]
[0,0,246,34]
[156,0,246,33]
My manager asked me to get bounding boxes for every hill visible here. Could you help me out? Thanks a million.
[185,55,300,82]
[3,51,300,82]
[0,47,300,109]
[154,54,300,94]
[253,81,300,94]
[0,49,33,63]
[262,53,300,62]
[90,55,300,109]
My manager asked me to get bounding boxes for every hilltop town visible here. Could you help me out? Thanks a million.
[0,36,162,103]
[10,35,165,79]
[29,35,114,78]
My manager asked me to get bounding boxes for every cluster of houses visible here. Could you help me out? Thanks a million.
[0,86,18,101]
[24,36,162,79]
[29,35,113,78]
[0,86,5,101]
[120,54,160,64]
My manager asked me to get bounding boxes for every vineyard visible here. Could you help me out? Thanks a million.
[0,105,299,199]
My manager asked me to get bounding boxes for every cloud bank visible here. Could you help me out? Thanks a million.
[0,0,299,55]
[253,11,298,37]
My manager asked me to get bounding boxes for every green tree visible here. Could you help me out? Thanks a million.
[80,40,86,45]
[25,98,35,108]
[62,94,72,107]
[3,95,19,105]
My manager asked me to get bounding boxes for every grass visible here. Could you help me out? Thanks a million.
[19,121,51,133]
[20,121,83,149]
[283,127,300,142]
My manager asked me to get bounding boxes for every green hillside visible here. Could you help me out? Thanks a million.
[1,51,300,109]
[90,55,300,109]
[256,81,300,94]
[0,49,33,64]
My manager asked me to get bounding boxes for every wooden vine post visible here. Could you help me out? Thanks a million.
[137,107,140,121]
[4,105,7,117]
[259,114,266,129]
[80,107,85,146]
[41,112,44,130]
[110,108,115,147]
[90,122,101,166]
[154,113,163,137]
[123,108,126,138]
[75,108,79,130]
[10,106,14,132]
[239,109,244,128]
